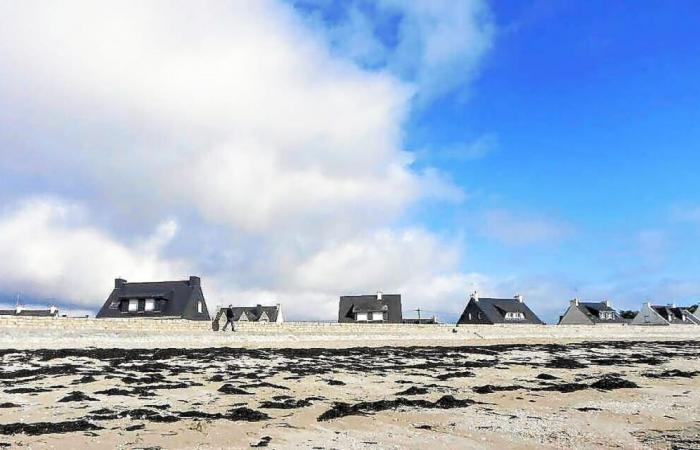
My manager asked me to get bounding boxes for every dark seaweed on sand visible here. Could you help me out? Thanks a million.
[0,339,697,435]
[317,395,477,421]
[0,420,102,436]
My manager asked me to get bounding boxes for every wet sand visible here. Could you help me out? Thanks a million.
[1,340,699,449]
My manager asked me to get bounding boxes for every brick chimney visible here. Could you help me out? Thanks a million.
[115,278,127,288]
[189,276,201,286]
[471,291,479,302]
[514,294,524,303]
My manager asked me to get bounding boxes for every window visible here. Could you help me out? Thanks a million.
[505,312,525,320]
[368,312,383,321]
[145,299,155,312]
[468,313,472,321]
[128,299,138,312]
[197,301,203,314]
[356,313,368,321]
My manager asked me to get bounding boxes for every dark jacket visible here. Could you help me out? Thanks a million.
[225,308,234,320]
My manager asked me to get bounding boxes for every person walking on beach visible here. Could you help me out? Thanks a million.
[223,305,236,332]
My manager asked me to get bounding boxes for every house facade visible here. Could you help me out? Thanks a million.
[230,304,282,323]
[338,292,402,323]
[212,304,283,330]
[558,299,625,325]
[630,302,699,325]
[96,276,211,321]
[457,292,544,325]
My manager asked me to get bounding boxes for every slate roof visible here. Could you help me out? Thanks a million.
[96,276,210,320]
[229,305,280,322]
[458,297,544,324]
[651,305,698,324]
[338,294,403,323]
[578,301,625,323]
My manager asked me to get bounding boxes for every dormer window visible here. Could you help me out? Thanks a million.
[505,312,524,320]
[599,311,611,320]
[145,299,155,312]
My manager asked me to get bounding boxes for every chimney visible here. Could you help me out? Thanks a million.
[376,291,383,300]
[189,276,201,286]
[15,305,23,314]
[115,278,127,288]
[49,305,58,315]
[471,291,479,302]
[604,299,611,308]
[570,298,579,307]
[514,294,524,303]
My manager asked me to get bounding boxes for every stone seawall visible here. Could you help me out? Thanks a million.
[1,315,699,349]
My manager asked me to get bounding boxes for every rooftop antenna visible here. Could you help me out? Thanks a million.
[412,308,422,322]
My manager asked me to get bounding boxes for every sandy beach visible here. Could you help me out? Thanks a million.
[1,334,699,449]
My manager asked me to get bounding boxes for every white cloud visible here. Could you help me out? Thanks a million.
[0,197,188,307]
[0,1,494,319]
[0,0,466,236]
[671,204,700,226]
[384,0,494,103]
[300,0,495,103]
[478,209,573,246]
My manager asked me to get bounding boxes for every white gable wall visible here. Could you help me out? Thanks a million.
[631,303,669,326]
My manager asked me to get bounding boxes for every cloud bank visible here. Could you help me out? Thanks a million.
[0,0,502,319]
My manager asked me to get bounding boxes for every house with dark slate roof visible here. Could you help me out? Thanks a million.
[338,292,402,323]
[0,306,59,317]
[558,299,625,325]
[630,302,700,326]
[457,292,544,325]
[96,276,210,321]
[211,304,283,331]
[231,304,282,323]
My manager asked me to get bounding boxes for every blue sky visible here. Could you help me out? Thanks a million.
[0,1,698,322]
[411,1,700,308]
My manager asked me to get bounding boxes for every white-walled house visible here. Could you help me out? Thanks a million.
[631,302,699,325]
[558,299,625,325]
